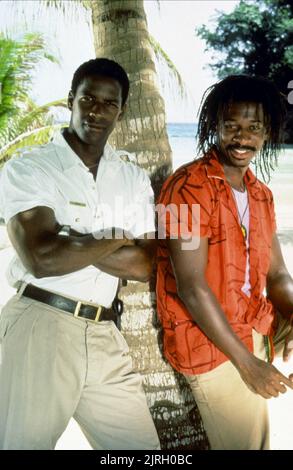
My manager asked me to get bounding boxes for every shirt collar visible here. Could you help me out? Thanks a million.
[52,130,119,172]
[205,147,262,195]
[204,148,226,180]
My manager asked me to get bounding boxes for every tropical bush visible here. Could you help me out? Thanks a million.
[0,32,66,167]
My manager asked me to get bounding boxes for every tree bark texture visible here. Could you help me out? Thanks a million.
[91,0,209,450]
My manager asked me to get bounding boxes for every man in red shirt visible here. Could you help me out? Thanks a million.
[157,75,293,449]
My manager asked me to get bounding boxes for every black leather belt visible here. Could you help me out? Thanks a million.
[22,284,122,326]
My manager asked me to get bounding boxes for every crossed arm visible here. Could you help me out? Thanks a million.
[7,206,156,282]
[168,233,293,399]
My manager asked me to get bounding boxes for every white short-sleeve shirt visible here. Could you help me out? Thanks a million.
[0,132,155,307]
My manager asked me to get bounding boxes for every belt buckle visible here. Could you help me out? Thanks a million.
[74,301,102,322]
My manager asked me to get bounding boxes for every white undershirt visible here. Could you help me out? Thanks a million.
[232,188,251,297]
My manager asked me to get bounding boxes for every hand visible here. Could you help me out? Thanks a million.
[237,354,293,399]
[283,325,293,362]
[68,227,83,237]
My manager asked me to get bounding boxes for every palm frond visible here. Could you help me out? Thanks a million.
[16,99,67,132]
[0,33,60,148]
[149,35,187,100]
[2,0,90,28]
[0,124,65,167]
[43,0,92,24]
[44,0,91,12]
[0,98,68,148]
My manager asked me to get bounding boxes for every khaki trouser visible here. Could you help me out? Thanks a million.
[184,318,292,450]
[0,288,160,450]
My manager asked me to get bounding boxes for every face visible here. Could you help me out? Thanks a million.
[217,101,268,169]
[68,75,125,146]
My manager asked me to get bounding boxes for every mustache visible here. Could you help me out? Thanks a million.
[228,144,256,152]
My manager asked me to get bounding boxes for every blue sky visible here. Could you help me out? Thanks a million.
[0,0,239,122]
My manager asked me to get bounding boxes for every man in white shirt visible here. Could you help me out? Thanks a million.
[0,58,160,450]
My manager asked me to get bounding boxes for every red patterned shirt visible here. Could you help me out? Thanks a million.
[156,150,277,374]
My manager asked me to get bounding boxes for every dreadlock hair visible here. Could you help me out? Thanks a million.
[197,75,286,181]
[71,58,129,106]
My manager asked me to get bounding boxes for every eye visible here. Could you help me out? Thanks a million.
[249,125,261,132]
[224,123,237,130]
[80,95,94,103]
[105,100,118,108]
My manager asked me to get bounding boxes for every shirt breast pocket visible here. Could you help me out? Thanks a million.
[65,202,93,233]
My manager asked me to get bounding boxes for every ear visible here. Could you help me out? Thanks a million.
[68,91,74,111]
[118,104,127,121]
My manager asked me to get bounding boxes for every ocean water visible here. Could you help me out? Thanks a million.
[167,122,198,169]
[167,123,293,234]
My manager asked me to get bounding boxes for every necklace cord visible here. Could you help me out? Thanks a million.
[230,187,249,240]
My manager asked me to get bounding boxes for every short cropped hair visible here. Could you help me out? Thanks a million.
[197,74,286,180]
[71,58,129,106]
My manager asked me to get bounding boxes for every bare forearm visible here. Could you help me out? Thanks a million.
[22,234,126,278]
[94,245,153,282]
[179,282,293,397]
[267,272,293,319]
[169,233,293,398]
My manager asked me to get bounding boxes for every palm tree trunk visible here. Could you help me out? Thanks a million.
[92,0,172,194]
[91,0,209,450]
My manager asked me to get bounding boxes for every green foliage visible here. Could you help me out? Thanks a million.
[0,124,64,168]
[0,33,66,164]
[0,33,57,142]
[196,0,293,93]
[196,0,293,141]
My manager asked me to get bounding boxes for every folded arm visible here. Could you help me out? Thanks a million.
[68,225,156,282]
[94,236,156,282]
[7,206,130,278]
